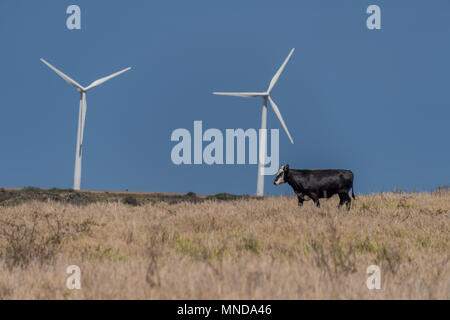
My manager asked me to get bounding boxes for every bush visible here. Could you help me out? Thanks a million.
[0,212,94,268]
[122,196,139,206]
[23,186,41,193]
[49,188,75,193]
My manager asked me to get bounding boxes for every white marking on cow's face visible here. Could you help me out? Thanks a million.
[274,166,286,185]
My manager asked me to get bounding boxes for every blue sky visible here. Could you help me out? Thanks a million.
[0,0,449,195]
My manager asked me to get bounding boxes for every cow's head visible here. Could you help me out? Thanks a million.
[274,164,289,185]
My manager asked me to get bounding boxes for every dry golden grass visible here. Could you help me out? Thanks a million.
[0,191,448,299]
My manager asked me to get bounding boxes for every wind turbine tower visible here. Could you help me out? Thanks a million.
[41,59,131,190]
[213,49,295,196]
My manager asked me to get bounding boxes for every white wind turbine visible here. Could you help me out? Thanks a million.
[41,59,131,190]
[213,49,295,196]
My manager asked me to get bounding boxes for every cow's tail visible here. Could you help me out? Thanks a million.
[351,172,356,200]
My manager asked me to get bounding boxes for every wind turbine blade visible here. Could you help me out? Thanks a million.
[85,67,132,91]
[213,92,266,98]
[41,58,84,91]
[268,96,294,144]
[267,48,295,93]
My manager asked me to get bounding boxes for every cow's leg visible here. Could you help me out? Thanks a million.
[338,193,346,208]
[310,194,320,207]
[297,196,304,207]
[346,194,352,210]
[344,193,352,210]
[294,192,304,207]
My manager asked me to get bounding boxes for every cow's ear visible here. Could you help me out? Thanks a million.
[285,164,289,172]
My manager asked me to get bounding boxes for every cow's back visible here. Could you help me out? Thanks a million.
[291,169,353,194]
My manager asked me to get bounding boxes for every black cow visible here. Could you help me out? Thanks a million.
[274,165,356,209]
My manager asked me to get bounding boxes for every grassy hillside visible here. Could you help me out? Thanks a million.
[0,188,448,299]
[0,187,253,206]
